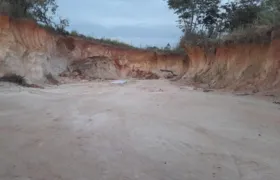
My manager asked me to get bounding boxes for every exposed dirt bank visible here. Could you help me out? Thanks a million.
[183,30,280,93]
[0,80,280,180]
[0,15,188,84]
[1,15,280,94]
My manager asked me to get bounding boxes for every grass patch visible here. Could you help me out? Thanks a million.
[69,31,138,49]
[181,25,279,49]
[69,30,186,54]
[221,25,273,44]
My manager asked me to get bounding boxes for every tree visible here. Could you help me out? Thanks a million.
[167,0,221,37]
[0,0,68,31]
[257,0,280,25]
[167,0,267,38]
[164,43,171,51]
[221,0,262,32]
[55,17,70,34]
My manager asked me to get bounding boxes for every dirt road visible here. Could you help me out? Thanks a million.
[0,80,280,180]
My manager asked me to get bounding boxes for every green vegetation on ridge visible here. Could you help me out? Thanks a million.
[1,0,278,50]
[0,0,184,53]
[167,0,280,44]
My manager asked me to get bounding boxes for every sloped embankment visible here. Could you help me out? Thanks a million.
[0,15,188,85]
[183,29,280,93]
[1,15,279,93]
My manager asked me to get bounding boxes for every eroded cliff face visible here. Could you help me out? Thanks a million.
[0,15,188,84]
[183,33,280,92]
[58,37,188,79]
[1,15,280,93]
[0,16,58,84]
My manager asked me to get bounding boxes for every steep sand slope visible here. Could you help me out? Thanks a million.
[0,15,188,84]
[0,15,279,92]
[0,80,280,180]
[183,30,280,92]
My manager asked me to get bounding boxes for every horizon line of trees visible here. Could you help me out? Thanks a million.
[1,0,279,50]
[166,0,280,42]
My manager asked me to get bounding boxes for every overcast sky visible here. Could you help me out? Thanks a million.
[56,0,182,47]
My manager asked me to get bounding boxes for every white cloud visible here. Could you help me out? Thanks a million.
[56,0,182,46]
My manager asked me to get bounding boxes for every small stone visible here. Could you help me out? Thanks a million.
[273,101,280,105]
[203,89,213,93]
[212,172,216,177]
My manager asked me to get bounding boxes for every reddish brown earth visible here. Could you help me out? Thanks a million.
[1,15,279,94]
[1,15,280,180]
[183,36,280,93]
[0,15,188,84]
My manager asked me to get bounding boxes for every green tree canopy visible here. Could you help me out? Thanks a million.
[167,0,280,39]
[0,0,68,31]
[167,0,221,36]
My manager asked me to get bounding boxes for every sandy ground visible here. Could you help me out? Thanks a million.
[0,80,280,180]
